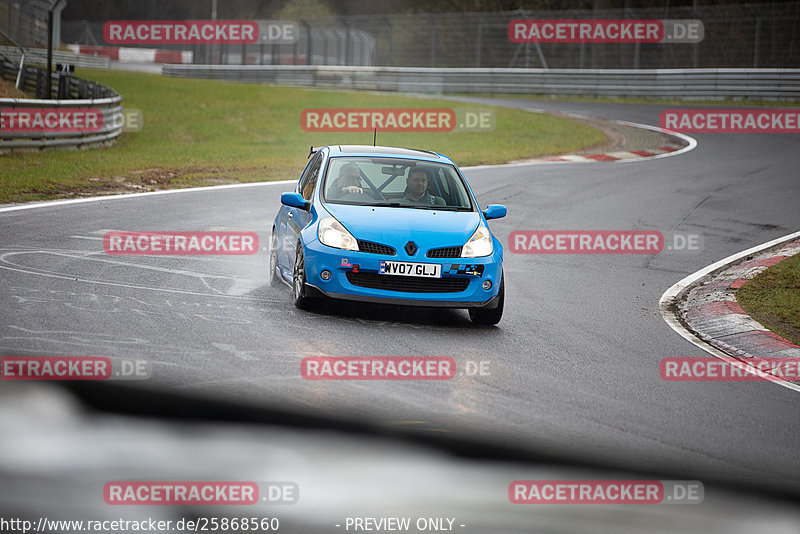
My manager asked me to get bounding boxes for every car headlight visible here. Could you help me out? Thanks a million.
[461,225,493,258]
[318,217,358,251]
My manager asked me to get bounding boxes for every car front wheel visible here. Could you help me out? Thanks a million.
[269,230,280,287]
[292,245,314,310]
[469,273,504,325]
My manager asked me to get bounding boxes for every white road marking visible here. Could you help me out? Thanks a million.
[0,180,296,214]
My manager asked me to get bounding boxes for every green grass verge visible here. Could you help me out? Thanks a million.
[736,252,800,347]
[0,69,605,203]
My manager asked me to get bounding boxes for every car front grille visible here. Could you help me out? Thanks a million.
[346,272,470,293]
[357,240,396,256]
[426,246,462,258]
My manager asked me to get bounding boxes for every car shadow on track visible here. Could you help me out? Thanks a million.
[310,298,478,328]
[263,283,495,329]
[256,281,506,330]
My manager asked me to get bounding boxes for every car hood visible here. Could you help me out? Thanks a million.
[323,203,481,250]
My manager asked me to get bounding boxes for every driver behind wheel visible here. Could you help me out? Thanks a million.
[330,163,364,199]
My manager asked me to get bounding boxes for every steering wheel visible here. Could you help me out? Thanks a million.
[339,191,376,202]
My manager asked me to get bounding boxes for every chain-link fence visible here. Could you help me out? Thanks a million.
[12,2,800,69]
[61,20,376,66]
[1,0,65,50]
[295,4,799,69]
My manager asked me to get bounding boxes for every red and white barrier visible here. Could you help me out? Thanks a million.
[67,44,192,64]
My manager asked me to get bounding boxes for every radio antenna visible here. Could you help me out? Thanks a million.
[373,128,377,147]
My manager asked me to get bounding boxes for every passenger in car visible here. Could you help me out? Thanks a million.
[403,167,445,206]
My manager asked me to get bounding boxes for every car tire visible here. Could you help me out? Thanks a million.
[469,273,504,325]
[292,244,314,310]
[269,230,280,287]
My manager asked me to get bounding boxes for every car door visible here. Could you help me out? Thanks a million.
[283,151,323,267]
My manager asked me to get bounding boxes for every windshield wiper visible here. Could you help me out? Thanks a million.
[370,203,471,211]
[371,202,405,208]
[414,206,471,211]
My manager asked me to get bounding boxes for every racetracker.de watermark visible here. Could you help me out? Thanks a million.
[509,480,704,504]
[509,19,703,43]
[509,231,703,254]
[0,356,150,381]
[510,231,662,254]
[661,109,800,133]
[660,357,800,381]
[103,231,259,255]
[301,356,456,380]
[104,20,260,44]
[103,481,298,505]
[0,108,102,133]
[300,108,495,132]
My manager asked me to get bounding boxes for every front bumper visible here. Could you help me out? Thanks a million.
[302,238,503,309]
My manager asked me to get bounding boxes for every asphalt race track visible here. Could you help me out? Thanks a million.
[1,98,798,499]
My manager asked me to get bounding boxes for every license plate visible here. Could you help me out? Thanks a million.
[380,261,441,278]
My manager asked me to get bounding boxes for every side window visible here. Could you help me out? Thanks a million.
[298,153,323,201]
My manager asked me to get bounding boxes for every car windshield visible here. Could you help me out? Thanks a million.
[322,156,474,211]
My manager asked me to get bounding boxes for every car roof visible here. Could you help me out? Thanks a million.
[324,145,453,164]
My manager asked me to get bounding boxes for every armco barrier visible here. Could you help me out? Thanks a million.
[0,54,122,153]
[0,98,123,152]
[161,65,800,100]
[0,45,110,70]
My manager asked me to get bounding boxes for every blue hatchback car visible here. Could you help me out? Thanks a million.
[270,145,507,325]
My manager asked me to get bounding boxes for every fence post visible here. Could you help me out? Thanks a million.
[57,72,69,98]
[429,15,437,67]
[301,19,311,65]
[344,21,351,66]
[475,23,482,67]
[753,17,762,68]
[18,62,26,91]
[384,17,393,66]
[35,69,45,98]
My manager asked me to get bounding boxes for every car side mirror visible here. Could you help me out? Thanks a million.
[483,204,507,220]
[281,192,311,212]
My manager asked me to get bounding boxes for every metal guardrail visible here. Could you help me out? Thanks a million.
[0,45,110,69]
[1,53,115,99]
[162,65,800,100]
[0,97,122,151]
[0,54,122,153]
